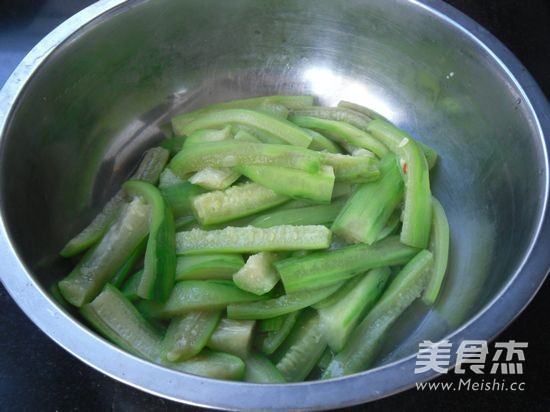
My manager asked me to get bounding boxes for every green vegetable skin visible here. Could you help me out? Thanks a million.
[207,318,256,357]
[161,310,221,362]
[160,182,204,218]
[228,282,342,320]
[177,109,313,147]
[289,115,388,158]
[250,200,345,228]
[176,254,245,280]
[320,152,380,183]
[60,147,169,257]
[422,197,450,304]
[274,310,327,382]
[110,238,146,288]
[59,198,149,307]
[275,236,418,293]
[169,140,321,178]
[191,182,289,226]
[323,250,434,378]
[176,225,332,254]
[124,181,176,302]
[318,267,390,352]
[244,353,286,383]
[332,154,404,244]
[138,280,269,319]
[233,252,280,295]
[259,315,286,332]
[58,96,451,382]
[335,101,438,169]
[257,311,300,355]
[367,119,432,248]
[183,126,233,147]
[81,284,162,360]
[121,269,143,301]
[172,95,315,132]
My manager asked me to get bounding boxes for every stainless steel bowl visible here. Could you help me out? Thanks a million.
[0,0,548,409]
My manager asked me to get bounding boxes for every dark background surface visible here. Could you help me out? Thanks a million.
[0,0,549,410]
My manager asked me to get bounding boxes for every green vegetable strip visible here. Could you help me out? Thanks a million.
[233,252,280,295]
[259,315,286,332]
[176,254,245,281]
[160,182,204,218]
[317,347,334,370]
[250,200,345,228]
[376,208,402,241]
[268,199,316,211]
[274,310,327,382]
[291,106,371,131]
[233,129,262,143]
[311,275,363,310]
[275,236,419,293]
[160,310,222,362]
[178,109,313,147]
[160,135,186,155]
[302,128,342,153]
[176,225,332,255]
[182,126,232,147]
[174,216,195,231]
[60,147,169,257]
[189,167,241,190]
[169,141,321,177]
[321,152,380,183]
[318,268,390,352]
[422,197,450,305]
[227,282,342,320]
[191,182,289,226]
[336,101,438,168]
[138,280,269,319]
[110,238,146,287]
[167,350,245,381]
[121,269,143,301]
[420,143,438,170]
[322,250,433,378]
[233,124,289,145]
[207,318,256,357]
[332,181,355,199]
[49,283,71,310]
[257,311,300,355]
[237,164,335,203]
[367,119,432,248]
[289,115,388,158]
[160,121,175,138]
[59,198,149,307]
[244,353,287,383]
[332,154,404,244]
[255,103,289,119]
[172,95,315,132]
[158,168,184,188]
[124,181,176,302]
[80,284,161,361]
[336,100,388,121]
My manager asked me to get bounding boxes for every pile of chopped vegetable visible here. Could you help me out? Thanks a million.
[56,95,449,383]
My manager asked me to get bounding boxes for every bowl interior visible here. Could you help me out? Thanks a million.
[0,0,546,374]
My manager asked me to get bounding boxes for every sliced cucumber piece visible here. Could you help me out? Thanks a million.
[176,225,332,255]
[191,182,288,226]
[233,252,280,295]
[176,254,245,280]
[207,318,256,357]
